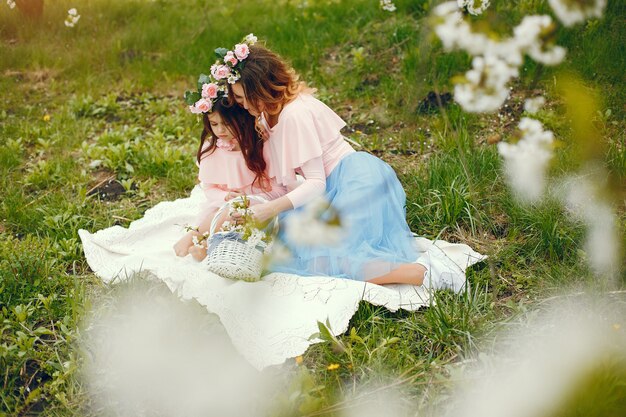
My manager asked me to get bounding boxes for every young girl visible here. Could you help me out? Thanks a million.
[173,82,285,261]
[210,35,466,291]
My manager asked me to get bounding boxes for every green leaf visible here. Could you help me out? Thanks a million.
[307,332,321,341]
[214,47,228,59]
[34,327,54,336]
[197,73,212,90]
[386,336,401,346]
[184,91,201,105]
[317,320,334,342]
[24,387,42,406]
[349,327,364,344]
[316,320,346,353]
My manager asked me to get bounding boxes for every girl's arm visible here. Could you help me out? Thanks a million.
[173,186,227,257]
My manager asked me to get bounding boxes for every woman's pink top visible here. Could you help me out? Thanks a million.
[196,143,286,223]
[262,94,355,208]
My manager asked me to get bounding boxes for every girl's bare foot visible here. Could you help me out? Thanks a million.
[173,231,197,257]
[189,245,207,262]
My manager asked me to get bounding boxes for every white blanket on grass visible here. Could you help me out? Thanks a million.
[79,186,486,370]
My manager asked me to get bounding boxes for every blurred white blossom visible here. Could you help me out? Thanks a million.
[247,229,266,247]
[433,3,482,54]
[285,197,345,247]
[341,383,409,417]
[64,8,81,27]
[433,3,567,112]
[527,42,566,66]
[454,55,518,113]
[548,0,607,27]
[264,241,293,269]
[559,175,620,277]
[457,0,490,15]
[7,0,15,9]
[512,15,554,48]
[380,0,396,12]
[524,96,546,114]
[82,280,276,417]
[446,297,626,417]
[497,118,554,202]
[513,15,566,66]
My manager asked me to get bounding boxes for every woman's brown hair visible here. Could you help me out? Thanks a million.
[230,44,314,124]
[197,97,269,190]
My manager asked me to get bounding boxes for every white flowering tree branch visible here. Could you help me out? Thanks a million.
[431,1,618,279]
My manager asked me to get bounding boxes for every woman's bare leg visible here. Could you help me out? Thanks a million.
[366,263,427,286]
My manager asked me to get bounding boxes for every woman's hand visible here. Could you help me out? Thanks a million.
[249,202,277,223]
[229,201,276,224]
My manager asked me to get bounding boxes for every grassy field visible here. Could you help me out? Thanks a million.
[1,0,625,415]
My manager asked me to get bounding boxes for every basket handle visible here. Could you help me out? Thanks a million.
[209,195,279,237]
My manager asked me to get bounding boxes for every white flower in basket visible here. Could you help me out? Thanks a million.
[206,195,277,282]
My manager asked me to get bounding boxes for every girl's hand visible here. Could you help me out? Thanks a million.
[213,208,231,231]
[173,232,196,257]
[225,189,245,201]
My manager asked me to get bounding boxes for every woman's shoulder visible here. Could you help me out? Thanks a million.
[279,94,310,119]
[279,94,343,125]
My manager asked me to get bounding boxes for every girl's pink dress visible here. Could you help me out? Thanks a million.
[196,143,286,226]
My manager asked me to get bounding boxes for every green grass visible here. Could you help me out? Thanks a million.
[1,0,625,415]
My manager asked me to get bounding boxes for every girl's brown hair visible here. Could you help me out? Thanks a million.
[231,44,314,124]
[197,97,269,190]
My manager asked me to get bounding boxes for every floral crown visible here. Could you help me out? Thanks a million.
[184,73,229,114]
[210,33,258,85]
[184,33,257,114]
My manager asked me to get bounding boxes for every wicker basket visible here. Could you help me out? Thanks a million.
[206,196,276,282]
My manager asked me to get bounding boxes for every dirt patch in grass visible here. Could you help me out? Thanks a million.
[4,68,58,83]
[87,170,127,201]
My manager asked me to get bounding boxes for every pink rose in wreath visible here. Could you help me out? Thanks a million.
[193,98,212,113]
[224,51,238,66]
[234,43,250,60]
[202,83,219,99]
[212,64,231,80]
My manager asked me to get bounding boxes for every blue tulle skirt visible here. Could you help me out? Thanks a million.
[271,152,419,281]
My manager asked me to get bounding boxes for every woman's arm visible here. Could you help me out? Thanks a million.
[247,157,326,222]
[259,178,289,200]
